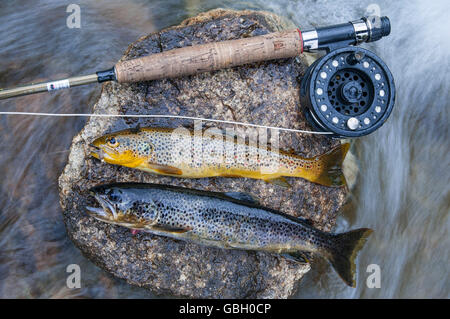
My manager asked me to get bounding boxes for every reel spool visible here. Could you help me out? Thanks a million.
[301,48,395,137]
[300,18,395,138]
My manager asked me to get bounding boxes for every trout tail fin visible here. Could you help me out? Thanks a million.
[312,143,350,187]
[327,228,373,287]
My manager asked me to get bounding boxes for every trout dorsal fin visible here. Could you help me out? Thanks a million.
[128,123,141,134]
[224,192,259,204]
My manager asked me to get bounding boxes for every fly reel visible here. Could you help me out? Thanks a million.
[300,17,395,137]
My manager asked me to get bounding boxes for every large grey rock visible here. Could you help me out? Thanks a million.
[58,9,348,298]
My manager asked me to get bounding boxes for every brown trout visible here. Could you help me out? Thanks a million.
[90,127,349,187]
[86,183,372,287]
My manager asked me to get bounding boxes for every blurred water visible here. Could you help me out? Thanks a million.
[0,0,448,298]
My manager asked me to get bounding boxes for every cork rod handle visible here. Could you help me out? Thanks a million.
[114,29,302,83]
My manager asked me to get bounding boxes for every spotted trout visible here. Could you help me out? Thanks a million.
[86,183,372,287]
[90,127,349,187]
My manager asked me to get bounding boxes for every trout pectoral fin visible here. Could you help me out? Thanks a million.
[264,177,291,188]
[147,163,183,175]
[151,224,192,234]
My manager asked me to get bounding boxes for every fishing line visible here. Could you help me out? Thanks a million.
[0,112,334,135]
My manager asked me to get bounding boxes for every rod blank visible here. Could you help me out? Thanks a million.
[0,74,98,100]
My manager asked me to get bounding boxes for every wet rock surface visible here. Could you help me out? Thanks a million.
[58,9,348,298]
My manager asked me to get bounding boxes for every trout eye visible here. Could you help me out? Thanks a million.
[107,190,121,203]
[107,136,119,148]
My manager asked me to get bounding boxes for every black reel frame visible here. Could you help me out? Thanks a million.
[300,20,395,138]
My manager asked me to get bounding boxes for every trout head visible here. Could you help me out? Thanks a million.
[90,130,153,168]
[86,184,158,229]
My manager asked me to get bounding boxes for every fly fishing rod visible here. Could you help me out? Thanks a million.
[0,16,394,137]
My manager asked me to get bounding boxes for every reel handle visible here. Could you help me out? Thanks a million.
[114,29,302,83]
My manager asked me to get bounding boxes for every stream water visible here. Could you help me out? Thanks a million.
[0,0,448,298]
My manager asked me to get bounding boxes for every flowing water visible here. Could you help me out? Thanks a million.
[0,0,448,298]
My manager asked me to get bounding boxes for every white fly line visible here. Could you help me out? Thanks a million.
[0,112,333,135]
